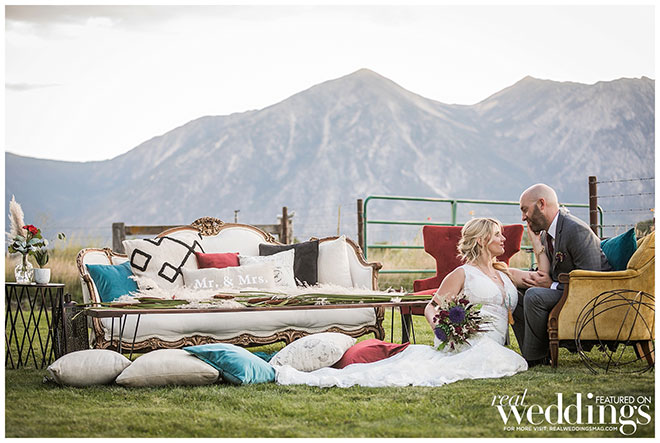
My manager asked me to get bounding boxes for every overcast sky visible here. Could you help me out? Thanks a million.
[5,4,655,162]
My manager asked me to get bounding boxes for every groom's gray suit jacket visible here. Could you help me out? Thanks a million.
[542,208,611,289]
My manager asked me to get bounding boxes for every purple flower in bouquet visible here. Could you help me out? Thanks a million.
[434,327,448,342]
[432,296,488,351]
[448,305,466,323]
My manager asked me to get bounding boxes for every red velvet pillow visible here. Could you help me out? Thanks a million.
[194,252,240,269]
[332,339,410,369]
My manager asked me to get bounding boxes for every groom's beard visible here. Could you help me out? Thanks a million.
[527,206,547,234]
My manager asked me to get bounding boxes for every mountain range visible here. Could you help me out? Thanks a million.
[5,69,655,245]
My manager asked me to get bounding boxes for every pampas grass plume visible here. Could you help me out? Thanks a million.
[8,195,26,238]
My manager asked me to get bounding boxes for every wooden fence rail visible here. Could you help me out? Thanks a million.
[112,207,293,253]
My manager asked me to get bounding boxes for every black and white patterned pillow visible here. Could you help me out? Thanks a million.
[123,234,205,290]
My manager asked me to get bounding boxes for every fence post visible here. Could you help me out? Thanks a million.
[589,176,598,236]
[357,199,365,255]
[281,207,289,244]
[112,222,126,253]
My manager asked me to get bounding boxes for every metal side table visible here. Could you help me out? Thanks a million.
[5,282,65,369]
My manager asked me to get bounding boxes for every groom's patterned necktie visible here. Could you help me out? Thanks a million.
[547,233,554,260]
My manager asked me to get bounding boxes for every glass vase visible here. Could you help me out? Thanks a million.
[14,255,34,284]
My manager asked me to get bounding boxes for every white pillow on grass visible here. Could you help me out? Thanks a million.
[270,332,356,372]
[317,236,353,287]
[116,349,220,387]
[47,349,131,387]
[239,249,296,288]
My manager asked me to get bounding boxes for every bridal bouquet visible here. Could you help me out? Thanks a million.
[433,296,486,351]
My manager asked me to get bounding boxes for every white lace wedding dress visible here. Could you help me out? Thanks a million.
[275,264,528,387]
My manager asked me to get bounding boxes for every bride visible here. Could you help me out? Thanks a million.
[275,218,543,388]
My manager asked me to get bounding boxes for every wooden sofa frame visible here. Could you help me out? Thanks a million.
[77,217,386,352]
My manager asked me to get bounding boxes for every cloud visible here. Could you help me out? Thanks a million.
[4,5,243,30]
[6,83,60,92]
[5,5,423,32]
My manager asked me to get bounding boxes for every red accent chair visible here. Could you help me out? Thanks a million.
[404,224,525,317]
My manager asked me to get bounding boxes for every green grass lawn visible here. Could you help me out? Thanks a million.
[5,310,654,438]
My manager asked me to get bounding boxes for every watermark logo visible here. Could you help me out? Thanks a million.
[491,390,653,436]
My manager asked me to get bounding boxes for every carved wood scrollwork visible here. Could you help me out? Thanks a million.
[191,217,225,236]
[262,232,277,244]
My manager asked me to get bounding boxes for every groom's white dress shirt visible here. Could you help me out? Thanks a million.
[546,212,559,290]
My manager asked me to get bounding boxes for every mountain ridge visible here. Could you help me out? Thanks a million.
[5,69,654,243]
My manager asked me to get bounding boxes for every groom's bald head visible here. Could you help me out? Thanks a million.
[519,184,560,233]
[521,184,559,209]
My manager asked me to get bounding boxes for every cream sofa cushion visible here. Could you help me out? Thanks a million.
[182,262,276,290]
[239,249,296,288]
[318,236,353,287]
[99,308,376,343]
[123,231,203,290]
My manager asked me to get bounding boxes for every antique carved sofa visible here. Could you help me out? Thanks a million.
[77,217,385,352]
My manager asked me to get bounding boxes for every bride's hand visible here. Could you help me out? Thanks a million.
[518,270,534,288]
[522,270,553,288]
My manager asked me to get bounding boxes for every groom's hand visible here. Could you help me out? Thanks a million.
[526,223,543,249]
[522,270,553,288]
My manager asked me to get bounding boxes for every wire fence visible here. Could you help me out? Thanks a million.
[20,175,655,251]
[594,176,654,238]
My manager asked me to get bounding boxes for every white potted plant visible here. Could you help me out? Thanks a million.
[32,232,66,285]
[33,248,51,284]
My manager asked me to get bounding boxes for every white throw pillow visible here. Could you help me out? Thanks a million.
[239,249,296,288]
[317,236,353,287]
[270,332,356,372]
[123,232,204,290]
[115,349,220,387]
[47,349,132,387]
[182,262,276,290]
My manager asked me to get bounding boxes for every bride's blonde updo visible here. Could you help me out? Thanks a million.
[457,218,511,276]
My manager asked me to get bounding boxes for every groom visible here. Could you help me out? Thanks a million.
[513,183,611,367]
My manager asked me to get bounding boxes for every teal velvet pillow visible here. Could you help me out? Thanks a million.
[600,228,637,271]
[184,343,275,385]
[253,351,277,362]
[86,261,139,303]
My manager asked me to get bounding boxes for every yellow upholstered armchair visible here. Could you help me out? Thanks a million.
[548,232,655,369]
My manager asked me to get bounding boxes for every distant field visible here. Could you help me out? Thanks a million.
[5,217,651,297]
[367,237,534,292]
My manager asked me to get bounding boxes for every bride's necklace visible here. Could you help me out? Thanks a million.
[475,264,501,283]
[472,262,515,325]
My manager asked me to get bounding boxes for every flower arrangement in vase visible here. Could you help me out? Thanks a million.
[6,196,64,284]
